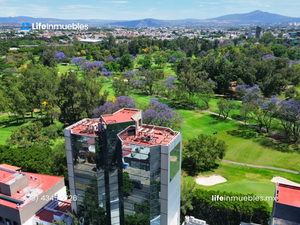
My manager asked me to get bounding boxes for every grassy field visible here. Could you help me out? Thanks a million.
[0,114,64,146]
[180,109,300,171]
[185,161,300,208]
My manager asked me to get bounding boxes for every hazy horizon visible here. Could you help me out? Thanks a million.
[0,0,299,20]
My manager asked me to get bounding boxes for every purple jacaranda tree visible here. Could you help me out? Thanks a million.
[122,70,134,82]
[177,49,184,53]
[105,56,115,62]
[54,51,66,61]
[142,98,184,129]
[130,54,136,60]
[282,42,289,47]
[101,68,113,79]
[82,61,105,72]
[71,57,87,70]
[224,53,229,58]
[235,84,251,98]
[262,54,276,60]
[168,57,177,63]
[93,96,136,117]
[198,50,206,57]
[241,84,263,103]
[277,99,300,139]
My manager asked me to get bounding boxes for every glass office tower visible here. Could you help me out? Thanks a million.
[64,108,182,225]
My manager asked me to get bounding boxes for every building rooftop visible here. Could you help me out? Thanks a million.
[0,164,21,171]
[118,124,179,146]
[67,108,141,137]
[0,167,63,209]
[276,183,300,208]
[101,108,141,124]
[34,199,71,223]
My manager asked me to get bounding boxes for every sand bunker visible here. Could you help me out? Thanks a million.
[170,156,178,162]
[195,175,227,186]
[271,176,300,187]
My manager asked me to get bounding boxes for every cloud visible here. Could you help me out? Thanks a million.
[108,1,129,3]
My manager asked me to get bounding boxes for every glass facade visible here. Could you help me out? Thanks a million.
[169,142,180,182]
[71,121,135,225]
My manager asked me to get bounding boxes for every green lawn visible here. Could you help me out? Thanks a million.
[0,114,64,146]
[185,161,300,208]
[180,109,300,171]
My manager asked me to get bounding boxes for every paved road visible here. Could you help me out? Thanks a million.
[222,159,299,174]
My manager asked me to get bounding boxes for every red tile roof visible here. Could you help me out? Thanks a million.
[277,183,300,208]
[102,108,140,124]
[0,171,63,209]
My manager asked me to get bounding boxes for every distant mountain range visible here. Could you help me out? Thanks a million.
[0,11,300,27]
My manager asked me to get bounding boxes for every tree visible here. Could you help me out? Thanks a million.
[77,175,108,224]
[140,69,164,95]
[142,98,184,130]
[56,71,82,123]
[0,74,28,123]
[217,98,237,120]
[6,121,49,148]
[118,54,134,71]
[93,96,136,117]
[123,172,134,194]
[277,99,300,140]
[259,32,276,44]
[182,134,227,175]
[138,55,152,69]
[112,77,130,97]
[54,51,67,61]
[180,178,196,217]
[39,43,56,67]
[190,189,270,225]
[21,64,59,118]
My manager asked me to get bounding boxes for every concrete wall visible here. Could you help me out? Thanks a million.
[160,132,182,225]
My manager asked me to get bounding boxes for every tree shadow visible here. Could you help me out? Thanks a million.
[226,125,258,139]
[226,125,297,153]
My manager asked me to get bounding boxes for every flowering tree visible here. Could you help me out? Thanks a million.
[101,68,113,80]
[82,61,105,72]
[143,98,184,129]
[241,84,263,103]
[105,56,115,62]
[277,99,300,139]
[55,51,66,61]
[71,57,87,70]
[168,57,177,63]
[261,54,276,60]
[235,84,251,98]
[93,96,136,117]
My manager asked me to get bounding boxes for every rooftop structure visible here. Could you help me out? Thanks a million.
[271,183,300,225]
[182,216,206,225]
[0,165,67,225]
[118,124,179,146]
[68,108,142,137]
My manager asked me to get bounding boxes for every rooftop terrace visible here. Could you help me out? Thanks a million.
[67,108,141,137]
[118,124,179,146]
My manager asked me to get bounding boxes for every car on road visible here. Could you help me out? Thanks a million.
[130,179,143,189]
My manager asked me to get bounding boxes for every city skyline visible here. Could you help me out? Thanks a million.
[0,0,300,21]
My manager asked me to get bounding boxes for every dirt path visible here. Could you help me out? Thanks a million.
[222,159,299,175]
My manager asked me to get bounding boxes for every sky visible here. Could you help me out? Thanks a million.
[0,0,300,20]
